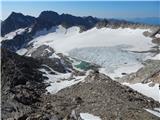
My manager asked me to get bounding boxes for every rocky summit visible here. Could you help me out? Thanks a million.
[1,12,36,36]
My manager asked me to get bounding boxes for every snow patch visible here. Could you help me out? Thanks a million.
[80,113,101,120]
[46,78,82,94]
[49,53,61,59]
[39,68,85,94]
[123,82,160,102]
[155,34,160,38]
[145,108,160,118]
[151,54,160,60]
[1,28,26,41]
[28,27,32,33]
[155,108,160,112]
[100,63,143,79]
[16,48,28,55]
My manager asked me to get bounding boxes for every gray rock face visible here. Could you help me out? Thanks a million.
[1,48,82,120]
[26,45,74,73]
[119,60,160,84]
[150,28,160,38]
[1,32,33,52]
[38,57,68,73]
[1,12,36,36]
[55,71,160,120]
[1,49,46,119]
[30,45,55,58]
[96,20,108,29]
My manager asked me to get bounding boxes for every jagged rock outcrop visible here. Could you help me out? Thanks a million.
[1,32,32,52]
[24,45,74,73]
[1,12,36,36]
[29,45,55,58]
[31,11,99,35]
[1,48,46,119]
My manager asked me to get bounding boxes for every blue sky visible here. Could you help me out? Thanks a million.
[1,1,160,20]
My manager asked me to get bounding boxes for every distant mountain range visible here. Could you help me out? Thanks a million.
[2,11,159,37]
[1,11,160,52]
[126,17,160,25]
[1,11,99,36]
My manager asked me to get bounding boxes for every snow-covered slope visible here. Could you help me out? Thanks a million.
[39,67,86,94]
[1,28,26,41]
[123,82,160,102]
[24,25,156,79]
[145,108,160,118]
[29,26,153,53]
[28,25,80,53]
[151,54,160,60]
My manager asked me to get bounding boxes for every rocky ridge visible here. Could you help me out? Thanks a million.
[1,12,36,36]
[1,49,160,120]
[1,48,46,119]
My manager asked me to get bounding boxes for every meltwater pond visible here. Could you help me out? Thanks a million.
[69,45,150,79]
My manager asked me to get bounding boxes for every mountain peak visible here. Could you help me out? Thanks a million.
[10,11,23,15]
[8,12,24,19]
[1,12,36,36]
[39,11,59,18]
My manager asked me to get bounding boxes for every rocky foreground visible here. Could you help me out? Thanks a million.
[1,48,160,120]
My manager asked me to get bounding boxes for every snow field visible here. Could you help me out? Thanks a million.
[25,25,156,79]
[29,25,154,53]
[123,82,160,102]
[39,67,86,94]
